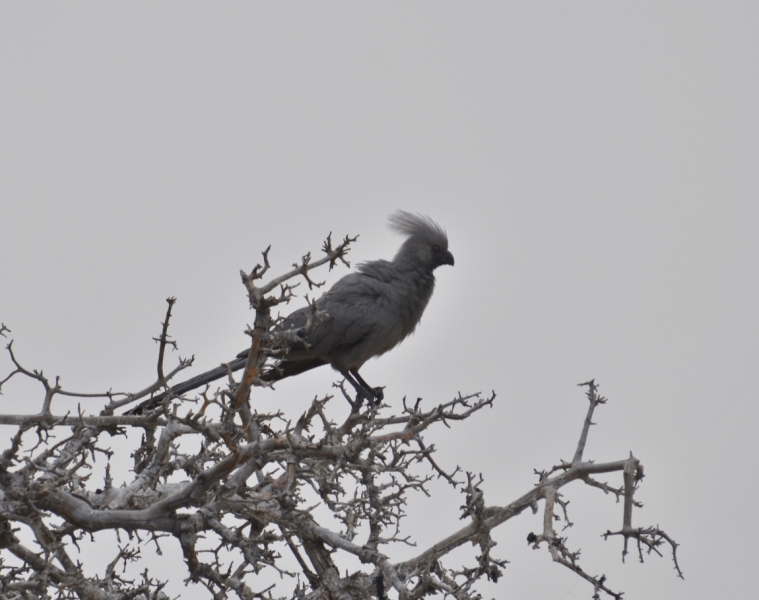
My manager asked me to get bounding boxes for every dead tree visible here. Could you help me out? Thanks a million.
[0,234,682,599]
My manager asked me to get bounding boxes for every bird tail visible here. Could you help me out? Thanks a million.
[125,356,247,414]
[125,354,327,414]
[170,356,248,396]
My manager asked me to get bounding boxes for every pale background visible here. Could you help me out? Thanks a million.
[1,3,756,599]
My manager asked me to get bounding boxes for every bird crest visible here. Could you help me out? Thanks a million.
[388,210,448,246]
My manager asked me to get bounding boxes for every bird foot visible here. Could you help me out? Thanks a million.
[363,387,385,408]
[352,386,385,412]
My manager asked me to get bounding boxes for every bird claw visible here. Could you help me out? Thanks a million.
[352,386,384,411]
[363,387,385,409]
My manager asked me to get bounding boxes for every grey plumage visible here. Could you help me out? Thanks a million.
[128,211,453,413]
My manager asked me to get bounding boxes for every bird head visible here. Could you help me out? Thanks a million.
[389,211,454,271]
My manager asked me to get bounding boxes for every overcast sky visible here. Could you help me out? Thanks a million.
[1,3,756,599]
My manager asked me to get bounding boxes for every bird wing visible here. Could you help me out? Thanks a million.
[304,271,408,370]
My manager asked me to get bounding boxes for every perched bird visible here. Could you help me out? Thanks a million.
[127,210,453,413]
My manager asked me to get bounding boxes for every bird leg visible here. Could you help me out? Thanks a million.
[341,371,367,397]
[340,371,372,409]
[347,370,384,407]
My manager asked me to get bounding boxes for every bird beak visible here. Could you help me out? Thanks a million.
[442,250,454,266]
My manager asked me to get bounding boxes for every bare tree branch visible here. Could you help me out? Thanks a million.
[0,239,680,599]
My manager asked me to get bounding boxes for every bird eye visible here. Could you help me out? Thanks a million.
[432,244,441,253]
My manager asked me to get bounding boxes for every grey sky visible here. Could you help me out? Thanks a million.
[1,3,756,598]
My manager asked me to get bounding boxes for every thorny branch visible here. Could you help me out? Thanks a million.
[154,297,178,384]
[0,239,680,600]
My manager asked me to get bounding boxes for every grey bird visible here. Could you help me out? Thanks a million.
[127,211,453,413]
